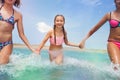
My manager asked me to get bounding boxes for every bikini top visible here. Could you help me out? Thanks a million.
[0,5,15,25]
[109,12,120,28]
[50,36,64,45]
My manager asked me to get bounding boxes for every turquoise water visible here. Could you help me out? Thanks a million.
[0,48,120,80]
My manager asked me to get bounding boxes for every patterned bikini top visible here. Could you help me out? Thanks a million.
[0,5,15,25]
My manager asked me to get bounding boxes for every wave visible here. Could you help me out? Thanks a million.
[0,52,119,80]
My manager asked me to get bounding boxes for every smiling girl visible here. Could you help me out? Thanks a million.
[36,15,79,64]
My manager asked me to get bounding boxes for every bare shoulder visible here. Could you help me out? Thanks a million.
[48,29,53,34]
[0,3,3,7]
[105,12,111,20]
[106,12,111,16]
[14,10,23,21]
[47,29,53,36]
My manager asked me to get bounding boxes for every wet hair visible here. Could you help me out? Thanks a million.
[1,0,21,7]
[53,14,66,44]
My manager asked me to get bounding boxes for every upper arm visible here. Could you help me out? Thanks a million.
[90,13,109,32]
[15,11,24,36]
[41,30,52,43]
[94,13,109,28]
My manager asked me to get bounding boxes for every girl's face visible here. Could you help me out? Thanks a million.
[115,0,120,8]
[4,0,16,5]
[54,16,65,28]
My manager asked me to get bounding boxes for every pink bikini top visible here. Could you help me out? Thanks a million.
[50,36,64,45]
[109,12,120,28]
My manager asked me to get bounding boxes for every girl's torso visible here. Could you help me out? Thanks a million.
[108,11,120,42]
[0,4,17,42]
[49,30,64,50]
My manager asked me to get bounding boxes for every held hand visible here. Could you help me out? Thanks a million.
[32,48,40,54]
[79,40,85,49]
[35,48,41,54]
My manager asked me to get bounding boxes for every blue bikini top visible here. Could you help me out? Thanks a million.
[0,5,15,25]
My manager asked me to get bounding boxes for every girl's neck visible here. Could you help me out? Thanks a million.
[3,3,13,11]
[55,27,63,32]
[115,6,120,12]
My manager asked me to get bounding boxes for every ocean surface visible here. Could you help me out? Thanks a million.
[0,48,120,80]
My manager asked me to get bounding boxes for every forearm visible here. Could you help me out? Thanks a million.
[38,43,44,51]
[20,34,33,51]
[37,39,47,52]
[66,42,79,47]
[84,22,103,41]
[83,28,96,41]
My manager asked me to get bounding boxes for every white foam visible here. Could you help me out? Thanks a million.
[0,53,120,78]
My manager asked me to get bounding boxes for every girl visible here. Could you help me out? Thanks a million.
[36,15,79,64]
[79,0,120,70]
[0,0,37,64]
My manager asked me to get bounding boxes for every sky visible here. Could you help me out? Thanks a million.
[13,0,115,49]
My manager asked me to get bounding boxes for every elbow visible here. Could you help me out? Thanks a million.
[19,33,25,39]
[89,30,94,36]
[65,42,70,46]
[89,27,98,35]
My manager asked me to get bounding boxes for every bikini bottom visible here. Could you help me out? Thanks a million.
[48,49,63,58]
[0,41,13,50]
[108,39,120,49]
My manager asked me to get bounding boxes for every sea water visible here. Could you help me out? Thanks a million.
[0,48,120,80]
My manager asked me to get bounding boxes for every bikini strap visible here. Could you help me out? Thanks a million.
[0,4,3,11]
[109,12,111,20]
[0,4,14,16]
[12,9,14,16]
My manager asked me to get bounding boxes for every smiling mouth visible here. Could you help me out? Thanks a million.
[9,0,13,1]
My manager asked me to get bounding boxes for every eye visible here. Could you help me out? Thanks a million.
[56,20,59,22]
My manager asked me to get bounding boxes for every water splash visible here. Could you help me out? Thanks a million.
[0,51,120,80]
